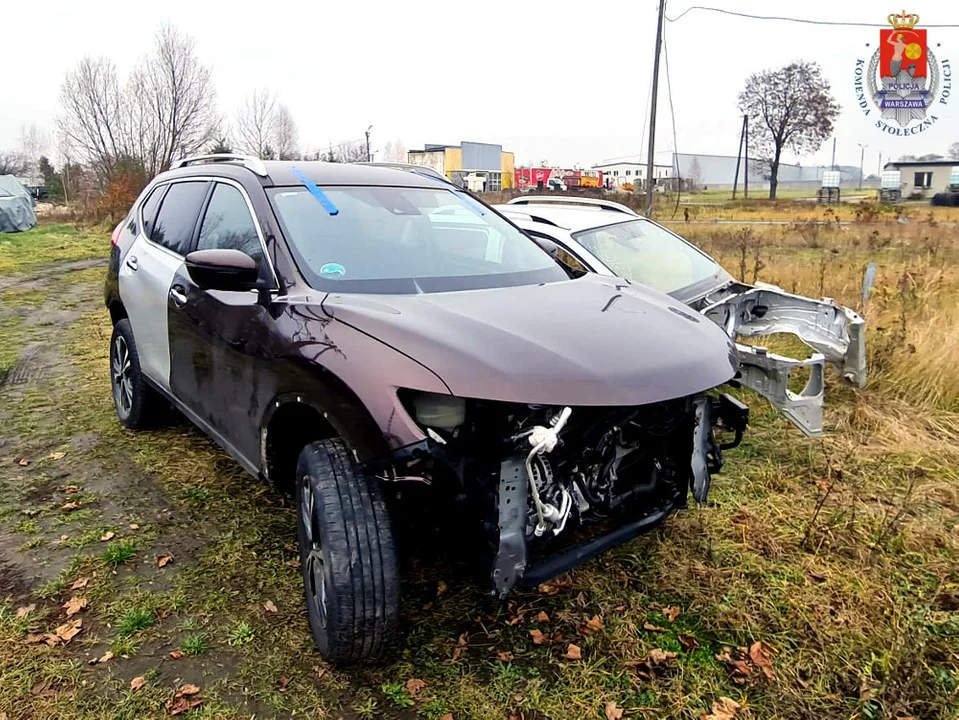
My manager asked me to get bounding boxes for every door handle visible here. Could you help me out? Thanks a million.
[169,285,188,307]
[126,255,138,271]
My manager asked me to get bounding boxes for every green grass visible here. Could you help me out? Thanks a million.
[0,222,107,274]
[101,539,138,566]
[115,608,153,637]
[0,217,956,719]
[180,633,210,656]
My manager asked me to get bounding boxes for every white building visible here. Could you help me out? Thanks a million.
[590,160,673,189]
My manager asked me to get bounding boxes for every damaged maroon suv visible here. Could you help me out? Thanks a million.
[104,155,748,662]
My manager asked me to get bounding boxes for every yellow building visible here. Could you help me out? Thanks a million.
[408,141,514,191]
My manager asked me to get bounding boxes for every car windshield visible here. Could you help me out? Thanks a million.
[269,186,567,294]
[572,219,724,295]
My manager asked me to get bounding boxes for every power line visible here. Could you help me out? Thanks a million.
[666,5,959,28]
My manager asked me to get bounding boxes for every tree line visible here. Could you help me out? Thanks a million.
[0,23,407,204]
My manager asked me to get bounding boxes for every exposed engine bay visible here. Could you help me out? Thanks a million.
[395,391,749,597]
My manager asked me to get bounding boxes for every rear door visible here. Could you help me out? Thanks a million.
[118,180,210,390]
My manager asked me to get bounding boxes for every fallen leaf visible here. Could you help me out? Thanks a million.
[663,606,681,622]
[54,619,82,643]
[451,632,468,662]
[715,648,753,684]
[23,633,46,644]
[537,575,572,595]
[49,452,66,461]
[71,577,89,590]
[815,480,833,492]
[529,629,545,645]
[439,715,453,720]
[678,633,700,650]
[437,580,448,596]
[497,651,515,662]
[63,597,88,617]
[167,696,203,716]
[749,640,776,680]
[30,680,49,696]
[614,604,626,612]
[534,611,550,623]
[643,621,667,633]
[581,614,604,634]
[18,458,29,466]
[406,678,426,697]
[130,676,145,690]
[702,696,741,720]
[564,643,582,660]
[177,684,200,696]
[61,502,78,511]
[63,485,80,494]
[422,601,433,611]
[129,523,140,531]
[276,675,289,691]
[264,600,278,613]
[89,650,114,665]
[21,508,40,517]
[16,603,36,618]
[100,531,115,542]
[169,649,185,659]
[43,633,60,646]
[648,648,678,664]
[157,554,173,568]
[605,701,624,720]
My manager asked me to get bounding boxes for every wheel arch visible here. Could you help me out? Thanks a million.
[260,388,389,497]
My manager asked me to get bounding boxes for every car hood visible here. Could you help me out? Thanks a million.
[321,274,737,406]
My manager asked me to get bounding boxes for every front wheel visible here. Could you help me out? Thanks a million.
[296,439,399,663]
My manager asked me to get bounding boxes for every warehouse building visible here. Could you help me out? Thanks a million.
[408,141,515,191]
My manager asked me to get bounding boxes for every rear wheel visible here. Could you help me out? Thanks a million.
[110,319,162,429]
[296,439,399,663]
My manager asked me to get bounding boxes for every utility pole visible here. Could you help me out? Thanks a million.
[744,118,749,199]
[644,0,666,218]
[732,114,747,200]
[857,142,868,190]
[365,126,372,162]
[831,137,837,170]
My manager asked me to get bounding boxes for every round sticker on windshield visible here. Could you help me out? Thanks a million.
[320,262,346,277]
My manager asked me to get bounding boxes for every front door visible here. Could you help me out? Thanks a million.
[118,180,210,390]
[167,181,278,467]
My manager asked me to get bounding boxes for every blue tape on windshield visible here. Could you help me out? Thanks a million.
[409,168,486,216]
[290,167,338,216]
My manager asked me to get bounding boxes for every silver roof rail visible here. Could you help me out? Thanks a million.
[507,195,640,216]
[170,154,268,177]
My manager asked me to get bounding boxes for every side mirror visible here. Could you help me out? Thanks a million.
[184,249,258,291]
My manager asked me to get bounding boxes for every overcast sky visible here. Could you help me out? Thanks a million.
[2,0,956,172]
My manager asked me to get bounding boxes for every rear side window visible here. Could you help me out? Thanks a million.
[139,185,167,238]
[197,184,263,263]
[151,182,210,256]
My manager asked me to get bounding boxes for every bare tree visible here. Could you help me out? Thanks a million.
[56,56,126,181]
[130,23,218,174]
[273,104,299,160]
[949,142,959,160]
[0,151,28,176]
[235,90,278,159]
[738,61,840,199]
[333,139,368,163]
[381,138,407,163]
[17,125,48,177]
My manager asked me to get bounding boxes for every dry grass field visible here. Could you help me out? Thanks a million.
[0,201,957,719]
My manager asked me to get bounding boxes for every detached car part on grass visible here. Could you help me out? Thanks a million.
[501,197,867,437]
[104,157,748,663]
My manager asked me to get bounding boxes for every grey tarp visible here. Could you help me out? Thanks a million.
[0,175,37,232]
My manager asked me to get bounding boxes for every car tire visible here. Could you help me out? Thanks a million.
[109,319,163,429]
[296,439,399,663]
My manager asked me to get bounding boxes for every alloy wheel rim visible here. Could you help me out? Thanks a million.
[111,336,133,415]
[301,479,328,628]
